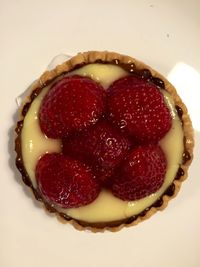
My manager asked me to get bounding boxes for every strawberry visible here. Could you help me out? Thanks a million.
[39,75,105,138]
[107,75,172,142]
[63,120,131,183]
[36,153,100,208]
[110,145,166,201]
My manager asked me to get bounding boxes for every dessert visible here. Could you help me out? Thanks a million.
[15,51,194,232]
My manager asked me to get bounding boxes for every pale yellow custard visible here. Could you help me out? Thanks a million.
[69,63,128,88]
[21,64,184,223]
[21,87,62,188]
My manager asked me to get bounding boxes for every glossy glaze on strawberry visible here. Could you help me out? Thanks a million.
[39,75,105,138]
[36,153,100,208]
[36,74,171,208]
[63,120,131,183]
[107,76,172,142]
[110,145,167,200]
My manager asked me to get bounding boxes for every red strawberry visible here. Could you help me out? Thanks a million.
[110,145,166,201]
[36,153,100,208]
[107,75,172,142]
[39,75,105,138]
[92,165,115,186]
[63,120,131,183]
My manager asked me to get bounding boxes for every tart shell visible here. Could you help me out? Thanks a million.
[15,51,194,232]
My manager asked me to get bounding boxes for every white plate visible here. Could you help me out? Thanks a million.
[0,1,200,267]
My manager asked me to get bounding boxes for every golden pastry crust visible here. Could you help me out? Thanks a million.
[15,51,194,233]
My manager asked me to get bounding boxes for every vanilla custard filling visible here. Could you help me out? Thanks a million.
[21,64,184,223]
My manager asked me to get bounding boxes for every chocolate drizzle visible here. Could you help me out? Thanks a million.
[175,105,183,119]
[182,151,191,164]
[14,57,192,229]
[137,69,152,79]
[151,77,165,88]
[118,63,165,89]
[175,167,185,180]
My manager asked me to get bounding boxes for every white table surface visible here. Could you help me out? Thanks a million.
[0,1,200,267]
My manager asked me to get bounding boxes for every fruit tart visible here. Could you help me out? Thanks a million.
[15,51,194,232]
